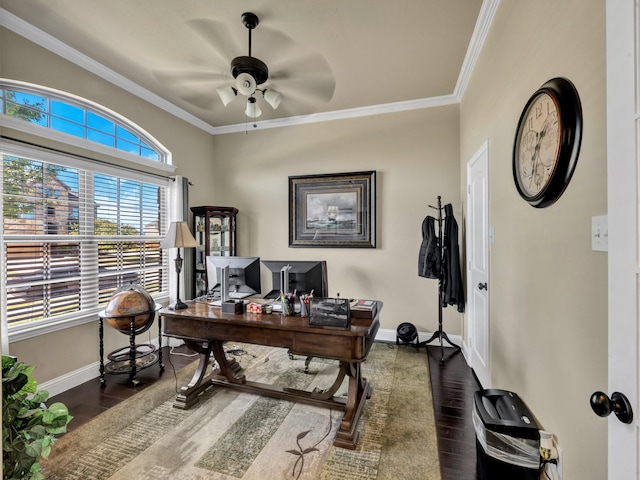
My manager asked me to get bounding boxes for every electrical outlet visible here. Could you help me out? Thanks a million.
[592,215,608,251]
[553,438,563,479]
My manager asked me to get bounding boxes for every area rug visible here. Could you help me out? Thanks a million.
[43,343,440,480]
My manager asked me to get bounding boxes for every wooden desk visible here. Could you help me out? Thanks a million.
[160,300,381,449]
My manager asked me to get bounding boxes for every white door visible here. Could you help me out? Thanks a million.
[466,140,490,388]
[605,1,638,476]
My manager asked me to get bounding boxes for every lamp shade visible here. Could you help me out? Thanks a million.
[245,97,262,118]
[262,89,282,109]
[161,221,198,249]
[217,86,238,106]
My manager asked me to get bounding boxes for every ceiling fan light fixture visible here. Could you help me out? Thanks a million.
[236,72,257,96]
[216,86,238,106]
[262,89,282,109]
[245,96,262,118]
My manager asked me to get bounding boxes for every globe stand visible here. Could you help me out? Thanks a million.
[104,344,159,375]
[98,304,164,386]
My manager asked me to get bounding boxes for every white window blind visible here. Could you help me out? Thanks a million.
[1,151,170,330]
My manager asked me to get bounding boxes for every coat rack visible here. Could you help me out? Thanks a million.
[419,196,460,363]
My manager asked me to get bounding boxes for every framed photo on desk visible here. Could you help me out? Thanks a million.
[289,171,376,248]
[309,297,351,328]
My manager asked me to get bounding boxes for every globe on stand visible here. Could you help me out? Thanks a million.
[103,284,156,335]
[99,284,162,385]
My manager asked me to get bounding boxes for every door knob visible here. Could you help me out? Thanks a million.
[590,391,634,424]
[478,282,487,290]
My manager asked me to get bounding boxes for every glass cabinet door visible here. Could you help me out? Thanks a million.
[191,206,238,297]
[208,215,231,256]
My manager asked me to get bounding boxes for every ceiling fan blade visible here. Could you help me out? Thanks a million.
[187,17,297,73]
[186,18,242,64]
[152,69,231,85]
[250,26,296,63]
[272,79,336,106]
[269,53,336,103]
[269,100,314,118]
[180,91,219,110]
[270,52,333,79]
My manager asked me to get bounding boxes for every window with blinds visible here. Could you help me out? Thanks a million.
[2,153,169,328]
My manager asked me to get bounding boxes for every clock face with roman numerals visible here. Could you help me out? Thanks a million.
[513,78,582,208]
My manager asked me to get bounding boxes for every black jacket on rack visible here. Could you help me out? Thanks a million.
[441,203,465,312]
[418,216,440,279]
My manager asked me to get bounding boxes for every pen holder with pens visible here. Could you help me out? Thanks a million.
[281,295,295,316]
[299,294,310,317]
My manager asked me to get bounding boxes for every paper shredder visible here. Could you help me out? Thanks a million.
[473,389,541,480]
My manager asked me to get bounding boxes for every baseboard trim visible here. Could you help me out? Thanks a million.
[41,329,462,397]
[40,361,101,398]
[40,336,165,397]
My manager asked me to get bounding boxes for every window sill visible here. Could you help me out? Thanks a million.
[8,294,170,343]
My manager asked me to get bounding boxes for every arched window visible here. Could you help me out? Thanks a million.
[1,81,174,341]
[0,79,170,164]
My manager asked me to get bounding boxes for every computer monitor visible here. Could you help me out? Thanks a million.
[206,256,261,300]
[261,260,328,299]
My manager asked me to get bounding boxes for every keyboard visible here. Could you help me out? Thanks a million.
[228,291,252,300]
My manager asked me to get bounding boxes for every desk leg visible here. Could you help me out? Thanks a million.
[174,340,213,409]
[310,362,348,401]
[174,340,245,409]
[211,340,245,385]
[334,362,372,450]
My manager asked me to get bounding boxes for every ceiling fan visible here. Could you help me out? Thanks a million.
[215,12,282,118]
[153,11,336,120]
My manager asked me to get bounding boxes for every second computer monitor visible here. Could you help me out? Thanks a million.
[206,256,261,297]
[262,260,328,299]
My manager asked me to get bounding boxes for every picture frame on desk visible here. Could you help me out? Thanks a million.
[309,297,351,328]
[289,171,376,248]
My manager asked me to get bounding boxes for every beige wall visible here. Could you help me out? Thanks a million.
[460,1,607,478]
[3,2,611,477]
[209,106,462,335]
[1,29,217,382]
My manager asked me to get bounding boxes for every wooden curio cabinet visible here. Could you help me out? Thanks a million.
[190,206,238,297]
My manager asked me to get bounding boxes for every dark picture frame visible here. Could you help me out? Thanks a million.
[289,171,376,248]
[309,297,351,328]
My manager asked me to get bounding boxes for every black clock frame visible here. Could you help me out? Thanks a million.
[512,77,583,208]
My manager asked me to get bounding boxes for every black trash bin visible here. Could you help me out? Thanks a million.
[473,389,541,480]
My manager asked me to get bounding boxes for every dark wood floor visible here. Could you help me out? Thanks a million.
[49,344,198,433]
[50,343,480,479]
[426,344,481,480]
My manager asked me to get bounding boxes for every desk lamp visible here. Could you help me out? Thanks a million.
[161,221,198,310]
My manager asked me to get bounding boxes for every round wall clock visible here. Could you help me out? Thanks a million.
[512,77,583,208]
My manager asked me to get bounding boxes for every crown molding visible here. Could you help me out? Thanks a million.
[0,8,217,135]
[1,1,498,135]
[454,0,501,100]
[210,94,460,135]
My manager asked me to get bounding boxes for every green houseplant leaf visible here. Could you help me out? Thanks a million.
[2,355,73,480]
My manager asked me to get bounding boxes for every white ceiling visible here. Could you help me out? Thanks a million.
[1,0,494,134]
